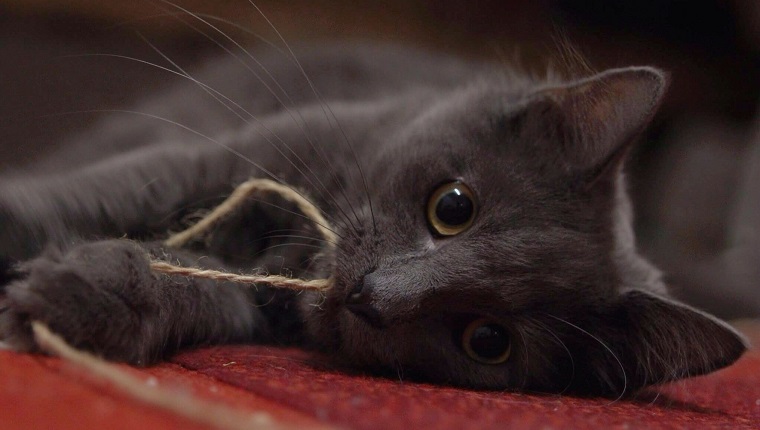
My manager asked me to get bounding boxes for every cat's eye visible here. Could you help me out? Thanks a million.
[427,181,476,236]
[462,318,511,364]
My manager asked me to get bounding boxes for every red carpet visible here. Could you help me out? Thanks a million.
[3,324,759,430]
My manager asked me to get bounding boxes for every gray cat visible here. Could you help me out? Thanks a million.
[0,43,747,397]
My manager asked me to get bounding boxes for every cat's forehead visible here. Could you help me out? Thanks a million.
[384,79,566,181]
[404,75,536,142]
[378,80,553,184]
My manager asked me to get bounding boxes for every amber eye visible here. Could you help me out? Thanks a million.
[427,181,476,236]
[462,318,511,364]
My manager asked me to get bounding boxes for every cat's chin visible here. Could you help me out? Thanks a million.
[300,288,402,361]
[300,299,371,353]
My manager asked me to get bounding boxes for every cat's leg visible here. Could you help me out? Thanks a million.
[0,142,321,360]
[0,143,244,260]
[0,239,265,364]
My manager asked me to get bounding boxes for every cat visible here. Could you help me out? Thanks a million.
[0,42,747,398]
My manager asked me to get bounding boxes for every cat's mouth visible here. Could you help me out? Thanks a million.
[344,302,386,328]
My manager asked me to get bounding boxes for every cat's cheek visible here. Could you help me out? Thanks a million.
[320,308,395,367]
[334,309,380,363]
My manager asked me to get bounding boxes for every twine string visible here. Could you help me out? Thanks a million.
[149,262,332,292]
[31,322,335,430]
[150,178,334,291]
[27,178,341,429]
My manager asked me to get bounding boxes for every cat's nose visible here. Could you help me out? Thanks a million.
[346,274,373,304]
[345,273,384,327]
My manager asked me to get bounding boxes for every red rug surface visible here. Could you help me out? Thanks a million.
[3,324,759,430]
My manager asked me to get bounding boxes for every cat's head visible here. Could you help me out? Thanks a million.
[303,66,747,396]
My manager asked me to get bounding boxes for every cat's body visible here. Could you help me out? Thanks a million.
[0,43,747,397]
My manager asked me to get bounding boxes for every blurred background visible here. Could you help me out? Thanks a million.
[0,0,758,317]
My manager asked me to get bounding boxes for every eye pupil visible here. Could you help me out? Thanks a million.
[435,189,474,226]
[469,324,509,360]
[427,181,476,236]
[461,318,511,364]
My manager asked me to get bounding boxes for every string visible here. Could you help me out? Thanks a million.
[150,178,334,291]
[31,322,336,430]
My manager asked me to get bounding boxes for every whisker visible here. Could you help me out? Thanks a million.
[251,242,326,260]
[59,53,238,121]
[395,358,405,383]
[67,44,347,234]
[260,234,336,247]
[234,196,344,241]
[40,109,341,237]
[114,12,288,56]
[647,388,662,406]
[158,194,227,224]
[533,319,575,395]
[155,0,363,233]
[245,0,375,233]
[517,328,530,390]
[546,314,627,403]
[258,227,338,244]
[259,227,324,236]
[162,195,345,244]
[166,190,346,244]
[132,35,351,232]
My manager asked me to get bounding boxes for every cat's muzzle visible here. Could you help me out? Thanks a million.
[345,274,385,328]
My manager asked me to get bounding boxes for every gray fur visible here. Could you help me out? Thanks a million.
[0,44,746,397]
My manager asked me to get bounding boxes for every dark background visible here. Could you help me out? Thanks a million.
[1,0,758,314]
[2,1,757,159]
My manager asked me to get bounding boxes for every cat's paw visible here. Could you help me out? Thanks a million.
[0,240,161,364]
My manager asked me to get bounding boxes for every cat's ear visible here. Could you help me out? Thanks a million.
[531,67,667,176]
[575,290,747,395]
